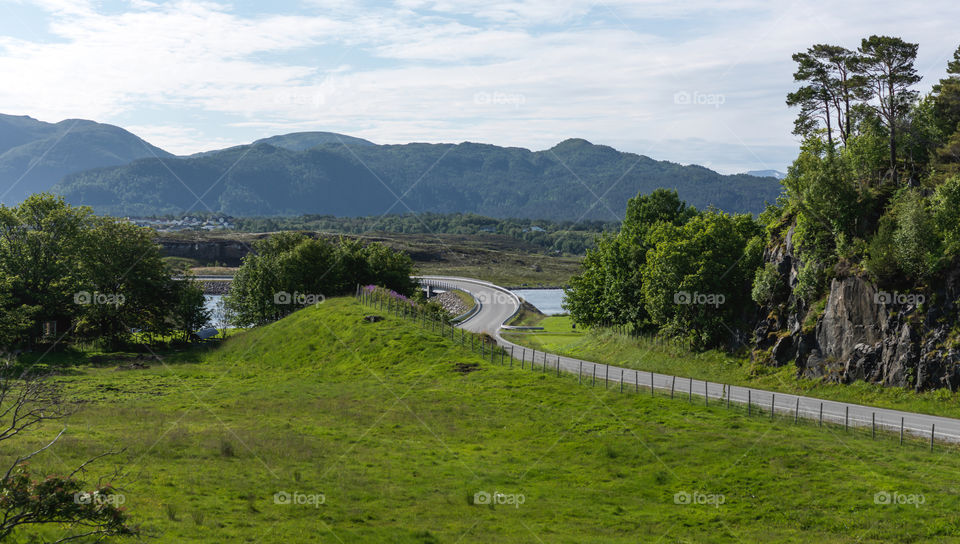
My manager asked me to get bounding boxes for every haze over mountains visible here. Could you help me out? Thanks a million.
[0,114,783,220]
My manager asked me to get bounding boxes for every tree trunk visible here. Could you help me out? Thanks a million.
[888,79,897,182]
[824,99,834,149]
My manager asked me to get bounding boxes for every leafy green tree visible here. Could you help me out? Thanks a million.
[226,232,415,327]
[169,279,211,341]
[0,194,91,344]
[641,211,762,348]
[564,235,614,326]
[783,138,862,264]
[0,279,35,350]
[362,242,417,296]
[857,35,922,181]
[752,262,788,307]
[564,189,696,329]
[74,217,177,346]
[931,176,960,260]
[867,188,940,284]
[931,44,960,138]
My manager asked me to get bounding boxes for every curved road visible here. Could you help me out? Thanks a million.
[420,275,960,445]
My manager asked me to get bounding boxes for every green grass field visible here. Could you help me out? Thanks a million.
[7,299,960,542]
[503,315,960,420]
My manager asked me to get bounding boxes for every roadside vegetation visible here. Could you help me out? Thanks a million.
[504,315,960,419]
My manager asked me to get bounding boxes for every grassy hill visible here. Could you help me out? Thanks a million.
[11,298,960,542]
[55,138,783,219]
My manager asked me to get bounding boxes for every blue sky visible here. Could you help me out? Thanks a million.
[1,0,958,173]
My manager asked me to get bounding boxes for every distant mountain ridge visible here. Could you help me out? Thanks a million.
[0,113,173,205]
[56,135,784,220]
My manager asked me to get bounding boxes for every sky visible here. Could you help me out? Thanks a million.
[0,0,958,174]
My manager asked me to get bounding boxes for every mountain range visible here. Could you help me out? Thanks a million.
[0,113,784,219]
[0,113,173,205]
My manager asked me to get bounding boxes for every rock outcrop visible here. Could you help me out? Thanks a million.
[754,233,960,390]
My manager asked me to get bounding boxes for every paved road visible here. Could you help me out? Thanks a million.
[420,276,960,445]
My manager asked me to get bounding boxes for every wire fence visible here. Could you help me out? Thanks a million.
[357,285,954,453]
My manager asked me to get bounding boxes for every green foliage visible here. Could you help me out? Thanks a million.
[866,189,940,284]
[931,45,960,138]
[784,138,861,256]
[890,189,940,281]
[565,189,696,330]
[225,232,416,327]
[0,194,205,349]
[642,211,762,348]
[752,262,787,306]
[931,176,960,259]
[0,464,136,540]
[794,260,830,304]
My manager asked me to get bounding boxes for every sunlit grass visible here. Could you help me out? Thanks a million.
[8,298,960,542]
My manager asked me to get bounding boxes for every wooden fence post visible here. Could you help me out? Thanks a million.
[818,403,823,428]
[900,417,904,446]
[748,390,751,416]
[794,398,799,424]
[670,376,675,399]
[578,361,582,384]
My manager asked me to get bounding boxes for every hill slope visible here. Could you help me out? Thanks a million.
[56,137,782,219]
[0,113,173,204]
[27,297,960,542]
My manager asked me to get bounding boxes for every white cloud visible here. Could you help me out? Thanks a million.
[1,0,958,174]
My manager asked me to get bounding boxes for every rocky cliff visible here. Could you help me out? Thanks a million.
[754,228,960,391]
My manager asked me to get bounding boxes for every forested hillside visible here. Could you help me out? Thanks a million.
[55,137,782,219]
